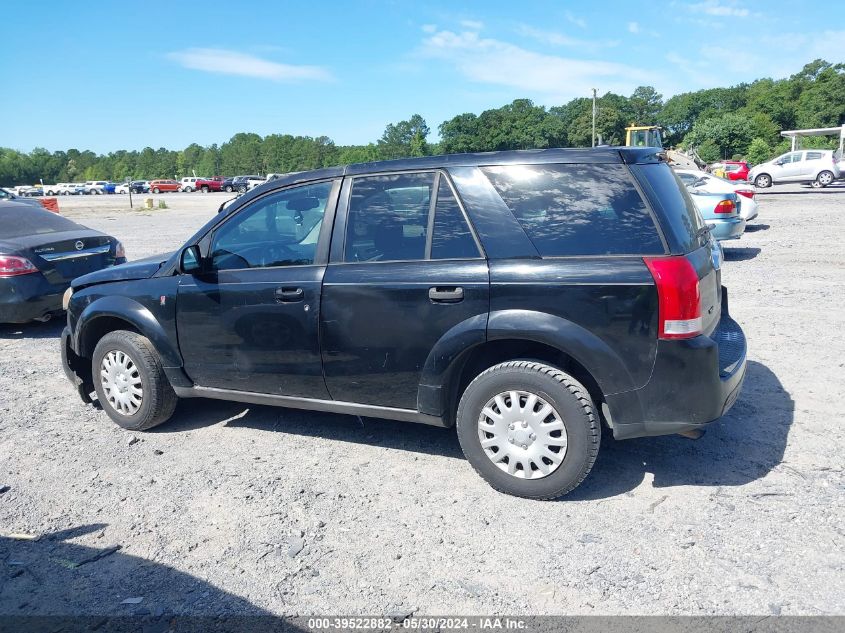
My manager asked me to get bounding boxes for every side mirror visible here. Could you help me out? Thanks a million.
[180,245,203,274]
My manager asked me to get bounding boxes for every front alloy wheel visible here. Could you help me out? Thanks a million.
[92,330,178,431]
[754,174,771,188]
[100,350,143,415]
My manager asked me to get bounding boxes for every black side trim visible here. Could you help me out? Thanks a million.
[172,386,448,427]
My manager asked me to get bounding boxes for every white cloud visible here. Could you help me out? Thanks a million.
[460,19,484,31]
[689,1,749,17]
[421,23,437,33]
[167,48,332,82]
[628,21,640,34]
[517,25,620,52]
[565,11,587,29]
[419,27,656,102]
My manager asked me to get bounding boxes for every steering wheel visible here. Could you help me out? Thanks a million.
[261,244,298,267]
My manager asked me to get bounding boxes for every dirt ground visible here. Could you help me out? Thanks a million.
[1,185,843,618]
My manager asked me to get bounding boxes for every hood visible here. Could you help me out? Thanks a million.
[72,251,174,289]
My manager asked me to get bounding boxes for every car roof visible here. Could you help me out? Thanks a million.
[262,147,662,190]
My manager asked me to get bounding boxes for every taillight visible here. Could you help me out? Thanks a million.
[714,199,735,214]
[643,256,702,340]
[0,255,38,277]
[736,190,755,199]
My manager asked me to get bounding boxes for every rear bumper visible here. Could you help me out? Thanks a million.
[0,274,66,323]
[707,216,746,241]
[606,289,747,440]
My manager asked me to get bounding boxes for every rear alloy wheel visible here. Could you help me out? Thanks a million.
[816,171,834,187]
[184,186,193,193]
[225,185,233,192]
[456,360,600,499]
[754,174,772,188]
[92,330,178,431]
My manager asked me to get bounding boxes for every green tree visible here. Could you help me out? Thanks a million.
[629,86,663,125]
[377,114,430,159]
[746,137,773,165]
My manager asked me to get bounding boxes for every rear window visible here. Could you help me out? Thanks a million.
[480,164,663,256]
[0,205,82,238]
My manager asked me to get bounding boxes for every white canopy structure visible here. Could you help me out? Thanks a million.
[780,125,845,153]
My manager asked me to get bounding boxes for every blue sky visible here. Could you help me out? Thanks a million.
[1,0,841,153]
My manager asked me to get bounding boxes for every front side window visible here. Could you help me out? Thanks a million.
[344,173,435,262]
[481,163,663,256]
[210,181,333,270]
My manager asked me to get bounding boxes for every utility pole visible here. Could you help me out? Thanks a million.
[591,88,598,148]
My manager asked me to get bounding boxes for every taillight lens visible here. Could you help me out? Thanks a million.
[736,190,755,199]
[115,241,126,259]
[714,199,736,214]
[0,255,38,277]
[643,256,702,340]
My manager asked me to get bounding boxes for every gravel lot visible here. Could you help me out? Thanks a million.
[1,185,843,618]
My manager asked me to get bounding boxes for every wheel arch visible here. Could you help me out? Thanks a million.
[75,295,181,368]
[417,309,638,426]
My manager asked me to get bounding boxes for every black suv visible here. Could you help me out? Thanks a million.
[61,148,746,499]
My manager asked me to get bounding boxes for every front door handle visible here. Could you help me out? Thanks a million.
[429,286,464,303]
[274,287,304,303]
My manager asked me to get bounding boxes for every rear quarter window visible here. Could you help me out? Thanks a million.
[480,163,664,256]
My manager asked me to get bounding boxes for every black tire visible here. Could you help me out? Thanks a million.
[225,185,233,192]
[184,186,193,193]
[816,170,834,187]
[152,187,160,194]
[456,360,600,499]
[238,185,247,193]
[201,186,209,193]
[92,330,178,431]
[754,173,772,188]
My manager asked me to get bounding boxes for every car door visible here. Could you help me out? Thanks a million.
[176,179,340,397]
[777,152,804,181]
[320,170,489,411]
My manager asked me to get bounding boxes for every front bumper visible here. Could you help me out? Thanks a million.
[0,274,65,323]
[61,326,94,403]
[707,216,746,241]
[606,289,747,440]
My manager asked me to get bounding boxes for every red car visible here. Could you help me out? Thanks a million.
[148,180,179,193]
[194,176,226,193]
[722,161,750,181]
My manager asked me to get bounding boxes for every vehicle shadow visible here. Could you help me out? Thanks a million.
[0,525,309,630]
[0,319,64,340]
[568,360,793,501]
[723,246,761,261]
[155,397,466,460]
[744,223,769,232]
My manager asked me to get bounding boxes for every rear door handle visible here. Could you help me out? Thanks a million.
[274,287,304,303]
[429,286,464,303]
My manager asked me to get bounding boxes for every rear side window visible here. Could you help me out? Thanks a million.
[430,179,480,259]
[806,152,823,161]
[480,164,663,256]
[345,173,434,262]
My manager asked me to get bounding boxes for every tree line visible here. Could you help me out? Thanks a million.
[1,59,842,187]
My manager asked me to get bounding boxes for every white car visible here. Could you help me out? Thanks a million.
[115,183,131,194]
[83,181,108,195]
[179,177,201,192]
[45,183,83,195]
[748,149,841,188]
[675,169,758,222]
